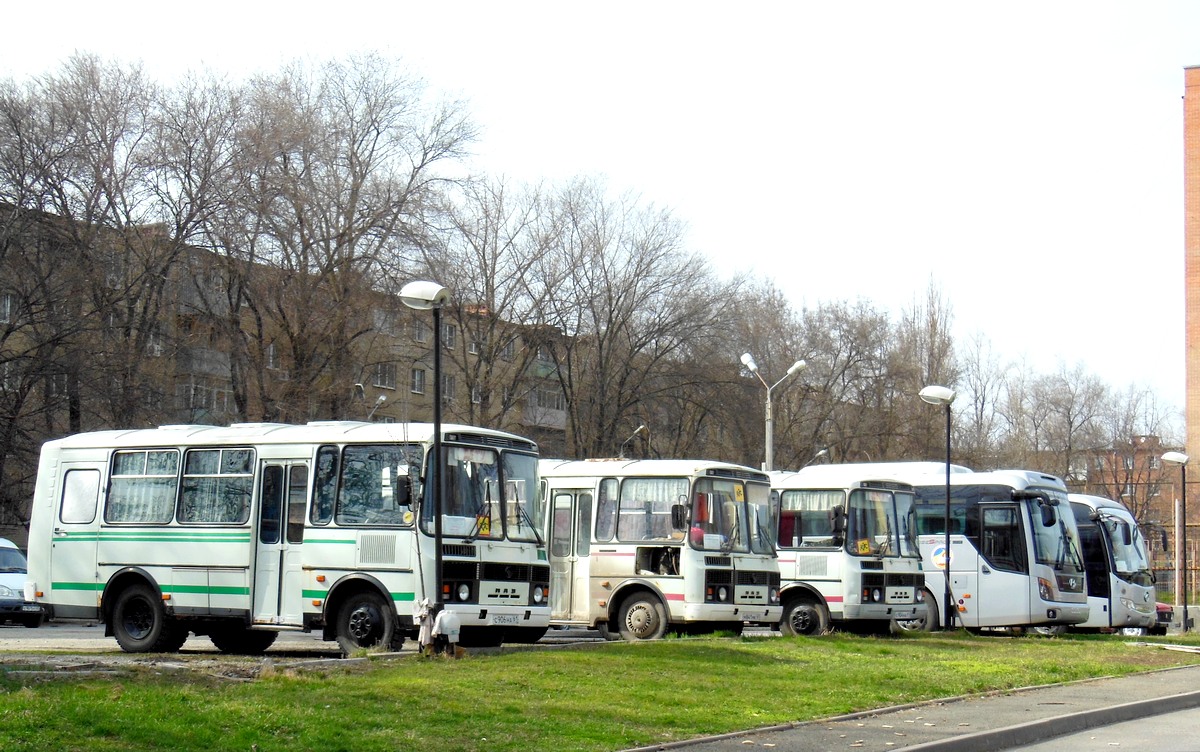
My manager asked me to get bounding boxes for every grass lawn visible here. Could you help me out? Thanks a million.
[1,631,1198,752]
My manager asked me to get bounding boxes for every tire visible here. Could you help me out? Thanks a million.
[779,597,830,636]
[1031,625,1068,637]
[893,589,939,633]
[22,612,45,628]
[596,623,622,641]
[1119,626,1148,636]
[335,591,396,656]
[210,626,280,655]
[111,584,188,653]
[616,592,668,641]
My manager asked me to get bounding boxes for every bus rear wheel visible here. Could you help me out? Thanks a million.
[111,584,187,653]
[893,589,939,633]
[335,591,395,656]
[780,597,829,636]
[617,593,668,641]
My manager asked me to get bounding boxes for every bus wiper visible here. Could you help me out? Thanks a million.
[516,501,544,546]
[876,515,893,557]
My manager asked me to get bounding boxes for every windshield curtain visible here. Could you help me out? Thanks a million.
[1026,495,1086,576]
[744,481,775,555]
[776,489,842,548]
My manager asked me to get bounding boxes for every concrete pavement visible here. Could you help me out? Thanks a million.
[630,658,1200,752]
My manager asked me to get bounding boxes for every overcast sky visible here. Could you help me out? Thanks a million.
[3,1,1197,416]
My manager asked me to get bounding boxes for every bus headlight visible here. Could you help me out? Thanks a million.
[717,586,729,602]
[533,585,545,604]
[1037,577,1053,601]
[769,587,780,604]
[456,583,471,602]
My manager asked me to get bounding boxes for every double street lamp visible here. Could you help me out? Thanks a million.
[1162,451,1190,632]
[740,353,806,472]
[400,280,450,606]
[919,384,956,631]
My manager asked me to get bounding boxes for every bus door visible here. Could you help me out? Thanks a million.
[253,461,308,626]
[974,503,1030,627]
[48,463,105,618]
[549,489,592,623]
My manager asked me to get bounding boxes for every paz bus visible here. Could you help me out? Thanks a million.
[769,465,925,635]
[25,421,550,654]
[837,463,1089,632]
[1060,493,1156,634]
[541,458,782,640]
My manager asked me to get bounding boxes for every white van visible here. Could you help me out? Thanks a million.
[0,538,44,627]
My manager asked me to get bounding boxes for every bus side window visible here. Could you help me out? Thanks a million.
[311,446,338,525]
[61,469,101,525]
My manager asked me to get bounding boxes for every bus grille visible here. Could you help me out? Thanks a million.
[706,570,733,587]
[443,544,477,558]
[705,556,732,567]
[482,562,531,582]
[737,570,773,586]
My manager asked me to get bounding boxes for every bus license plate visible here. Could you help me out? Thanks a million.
[491,614,519,626]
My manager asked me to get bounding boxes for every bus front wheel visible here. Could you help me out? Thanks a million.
[780,597,829,636]
[335,591,396,656]
[893,589,939,633]
[111,583,187,653]
[617,593,668,640]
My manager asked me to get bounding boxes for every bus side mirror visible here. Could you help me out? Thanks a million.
[1040,504,1056,527]
[831,505,846,546]
[394,465,412,507]
[671,504,688,531]
[1121,522,1132,547]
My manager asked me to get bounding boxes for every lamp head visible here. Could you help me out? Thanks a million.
[1162,451,1189,467]
[919,385,956,406]
[740,353,759,372]
[399,280,450,311]
[786,359,806,376]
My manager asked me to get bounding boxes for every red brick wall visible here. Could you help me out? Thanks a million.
[1185,67,1200,462]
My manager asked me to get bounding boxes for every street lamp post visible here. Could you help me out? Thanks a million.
[740,353,806,472]
[919,384,956,631]
[1163,451,1190,632]
[401,280,450,607]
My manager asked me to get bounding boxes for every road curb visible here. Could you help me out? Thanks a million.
[901,688,1200,752]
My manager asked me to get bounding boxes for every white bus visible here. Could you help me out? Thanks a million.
[769,466,925,635]
[541,458,782,640]
[25,421,550,654]
[877,465,1090,632]
[1062,493,1156,634]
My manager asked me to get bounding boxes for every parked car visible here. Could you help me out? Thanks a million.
[0,537,44,627]
[1150,602,1173,636]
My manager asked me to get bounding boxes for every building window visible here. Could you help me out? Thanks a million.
[442,323,457,350]
[265,342,280,370]
[500,339,516,362]
[443,374,456,403]
[0,292,17,324]
[373,362,397,390]
[468,336,482,355]
[532,386,565,411]
[471,385,482,404]
[410,368,426,394]
[1150,455,1162,470]
[412,319,429,343]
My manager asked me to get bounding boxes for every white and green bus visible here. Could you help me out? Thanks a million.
[541,458,782,640]
[25,421,549,654]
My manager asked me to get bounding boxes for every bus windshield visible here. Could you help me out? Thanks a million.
[424,446,544,543]
[1027,497,1085,576]
[1102,515,1153,585]
[690,478,773,554]
[847,488,920,558]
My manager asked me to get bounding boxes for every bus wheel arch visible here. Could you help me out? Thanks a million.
[106,576,188,653]
[325,577,401,656]
[779,589,830,636]
[614,588,668,641]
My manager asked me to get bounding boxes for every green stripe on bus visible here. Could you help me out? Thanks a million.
[304,539,357,545]
[52,582,249,596]
[56,532,251,543]
[52,582,105,592]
